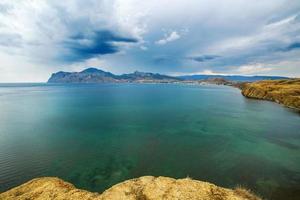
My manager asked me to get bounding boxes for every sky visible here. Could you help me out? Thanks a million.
[0,0,300,82]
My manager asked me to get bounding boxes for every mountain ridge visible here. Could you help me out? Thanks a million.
[47,67,290,83]
[47,67,180,83]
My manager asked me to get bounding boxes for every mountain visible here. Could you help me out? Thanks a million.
[178,75,289,82]
[47,68,180,83]
[48,67,290,83]
[119,71,179,82]
[48,68,118,83]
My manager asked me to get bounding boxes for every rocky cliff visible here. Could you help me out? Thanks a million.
[241,79,300,111]
[0,176,260,200]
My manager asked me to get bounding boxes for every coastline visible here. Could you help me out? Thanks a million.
[240,79,300,112]
[2,79,299,112]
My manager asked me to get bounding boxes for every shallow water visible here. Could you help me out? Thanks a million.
[0,83,299,199]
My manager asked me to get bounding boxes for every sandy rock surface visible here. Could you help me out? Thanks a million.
[0,176,260,200]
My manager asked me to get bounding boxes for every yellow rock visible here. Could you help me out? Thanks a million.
[0,176,260,200]
[241,79,300,111]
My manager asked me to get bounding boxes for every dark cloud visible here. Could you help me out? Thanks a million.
[63,30,138,62]
[188,55,220,62]
[281,42,300,52]
[153,56,170,64]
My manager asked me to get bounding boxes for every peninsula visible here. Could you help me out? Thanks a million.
[241,79,300,111]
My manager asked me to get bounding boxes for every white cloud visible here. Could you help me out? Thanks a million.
[200,70,221,75]
[156,31,181,45]
[0,52,53,82]
[236,64,273,74]
[170,69,227,76]
[140,45,148,50]
[206,14,300,54]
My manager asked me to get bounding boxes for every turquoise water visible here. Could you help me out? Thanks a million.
[0,83,300,199]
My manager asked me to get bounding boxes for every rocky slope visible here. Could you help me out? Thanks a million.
[200,78,235,86]
[0,176,260,200]
[241,79,300,111]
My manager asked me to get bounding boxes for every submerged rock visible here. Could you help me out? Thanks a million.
[0,176,260,200]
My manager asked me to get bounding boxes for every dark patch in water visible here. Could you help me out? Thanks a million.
[270,186,300,200]
[263,135,300,150]
[227,154,300,199]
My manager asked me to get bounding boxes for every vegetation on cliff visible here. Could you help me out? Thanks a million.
[0,176,260,200]
[241,79,300,110]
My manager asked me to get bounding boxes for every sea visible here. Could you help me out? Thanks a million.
[0,83,299,199]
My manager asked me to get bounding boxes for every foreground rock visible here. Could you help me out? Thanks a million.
[241,79,300,111]
[0,176,260,200]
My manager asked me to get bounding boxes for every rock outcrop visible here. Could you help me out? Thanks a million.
[241,79,300,111]
[0,176,260,200]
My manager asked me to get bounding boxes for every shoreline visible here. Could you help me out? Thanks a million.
[1,80,299,113]
[240,79,300,112]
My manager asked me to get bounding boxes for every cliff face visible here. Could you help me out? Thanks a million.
[0,176,260,200]
[241,79,300,110]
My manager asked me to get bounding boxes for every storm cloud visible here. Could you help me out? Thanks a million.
[63,31,137,62]
[0,0,299,82]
